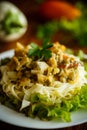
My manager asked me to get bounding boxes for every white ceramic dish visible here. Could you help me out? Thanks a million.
[0,1,28,42]
[0,50,87,129]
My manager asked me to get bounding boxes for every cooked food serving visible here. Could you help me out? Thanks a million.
[0,41,87,122]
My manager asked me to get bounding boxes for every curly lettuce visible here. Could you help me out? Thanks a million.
[23,84,87,122]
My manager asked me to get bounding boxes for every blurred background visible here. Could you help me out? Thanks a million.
[0,0,87,53]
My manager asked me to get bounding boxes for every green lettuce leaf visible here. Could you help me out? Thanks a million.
[25,84,87,122]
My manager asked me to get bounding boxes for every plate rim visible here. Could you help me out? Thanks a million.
[0,103,87,129]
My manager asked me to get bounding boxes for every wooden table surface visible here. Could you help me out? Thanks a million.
[0,0,87,130]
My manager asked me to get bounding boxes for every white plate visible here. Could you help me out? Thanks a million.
[0,50,87,129]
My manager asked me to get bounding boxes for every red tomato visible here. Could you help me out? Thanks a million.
[38,1,81,20]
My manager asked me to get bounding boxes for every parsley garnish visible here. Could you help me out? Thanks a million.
[28,39,53,60]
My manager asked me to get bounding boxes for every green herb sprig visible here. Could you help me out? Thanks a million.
[28,39,53,60]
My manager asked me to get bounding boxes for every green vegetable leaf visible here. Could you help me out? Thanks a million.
[42,49,52,60]
[36,2,87,46]
[36,21,59,39]
[28,43,39,57]
[42,38,53,49]
[76,50,85,60]
[0,11,23,34]
[28,39,53,60]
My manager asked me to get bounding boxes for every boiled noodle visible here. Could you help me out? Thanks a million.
[0,42,87,121]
